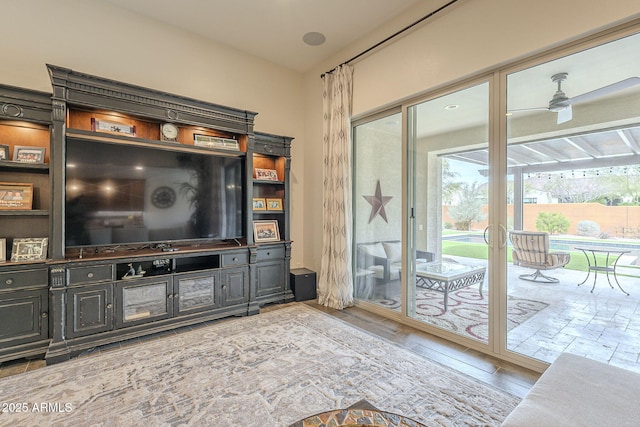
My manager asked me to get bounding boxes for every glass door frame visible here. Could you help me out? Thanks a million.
[352,18,640,373]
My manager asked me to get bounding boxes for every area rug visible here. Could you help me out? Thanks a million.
[0,303,520,426]
[372,286,548,341]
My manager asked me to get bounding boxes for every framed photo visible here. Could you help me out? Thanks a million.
[0,238,6,263]
[266,198,283,211]
[252,197,266,211]
[11,237,48,262]
[0,182,33,210]
[255,168,279,181]
[13,146,45,164]
[0,144,9,161]
[253,220,280,243]
[91,118,136,137]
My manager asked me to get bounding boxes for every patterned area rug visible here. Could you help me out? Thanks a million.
[372,286,548,341]
[0,303,520,426]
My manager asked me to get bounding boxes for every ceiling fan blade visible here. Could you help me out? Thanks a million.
[569,76,640,105]
[557,105,572,124]
[507,107,549,114]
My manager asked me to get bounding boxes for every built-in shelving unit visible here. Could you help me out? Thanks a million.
[0,84,53,362]
[0,66,295,365]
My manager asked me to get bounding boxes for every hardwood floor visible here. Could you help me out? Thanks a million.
[0,301,540,399]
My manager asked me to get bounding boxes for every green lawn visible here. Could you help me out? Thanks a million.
[441,241,635,275]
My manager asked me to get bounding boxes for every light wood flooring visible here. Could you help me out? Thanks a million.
[0,301,540,399]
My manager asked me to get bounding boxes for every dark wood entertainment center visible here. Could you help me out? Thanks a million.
[0,65,294,364]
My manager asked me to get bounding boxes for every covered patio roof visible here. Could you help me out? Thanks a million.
[447,124,640,175]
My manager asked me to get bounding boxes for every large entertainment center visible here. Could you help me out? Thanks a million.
[0,65,294,364]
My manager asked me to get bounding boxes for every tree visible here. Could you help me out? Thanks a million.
[441,158,462,205]
[447,181,487,231]
[535,212,569,234]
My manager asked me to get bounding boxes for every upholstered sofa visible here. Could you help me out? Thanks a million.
[356,240,434,282]
[502,352,640,426]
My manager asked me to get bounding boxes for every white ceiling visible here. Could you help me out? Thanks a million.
[100,0,425,73]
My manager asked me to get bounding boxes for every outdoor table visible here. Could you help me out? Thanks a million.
[414,261,486,312]
[575,246,631,295]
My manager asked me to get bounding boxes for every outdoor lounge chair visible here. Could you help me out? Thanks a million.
[509,230,571,283]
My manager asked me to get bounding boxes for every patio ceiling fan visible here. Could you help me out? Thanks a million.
[508,72,640,124]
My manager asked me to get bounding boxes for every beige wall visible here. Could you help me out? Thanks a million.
[2,0,640,275]
[1,0,307,267]
[303,0,640,275]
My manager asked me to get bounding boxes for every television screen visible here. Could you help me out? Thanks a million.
[65,139,245,247]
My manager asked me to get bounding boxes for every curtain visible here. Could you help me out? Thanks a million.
[317,64,354,309]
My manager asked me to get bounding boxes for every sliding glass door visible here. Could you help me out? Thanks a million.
[504,30,640,370]
[406,82,492,342]
[352,23,640,371]
[353,110,403,310]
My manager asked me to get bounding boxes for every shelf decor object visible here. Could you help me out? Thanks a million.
[253,220,280,243]
[12,146,45,163]
[10,237,48,262]
[252,198,266,210]
[0,182,33,210]
[254,167,278,181]
[0,144,8,160]
[266,198,282,211]
[91,118,136,136]
[194,134,239,151]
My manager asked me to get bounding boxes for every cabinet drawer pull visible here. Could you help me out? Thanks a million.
[106,303,113,309]
[5,278,13,285]
[266,252,270,256]
[87,272,94,278]
[168,294,174,299]
[233,257,238,261]
[41,312,48,318]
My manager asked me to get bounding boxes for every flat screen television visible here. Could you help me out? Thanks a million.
[65,138,245,248]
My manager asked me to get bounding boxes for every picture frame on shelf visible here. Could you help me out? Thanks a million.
[255,168,279,181]
[252,197,266,211]
[0,182,33,210]
[10,237,48,262]
[253,220,280,243]
[91,118,136,137]
[0,144,9,161]
[13,146,45,164]
[266,198,283,211]
[0,238,6,263]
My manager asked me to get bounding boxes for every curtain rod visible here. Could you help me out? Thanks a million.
[321,0,460,78]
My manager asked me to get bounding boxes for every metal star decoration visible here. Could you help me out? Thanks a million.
[363,180,393,223]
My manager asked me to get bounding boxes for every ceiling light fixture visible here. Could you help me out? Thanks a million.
[303,32,326,46]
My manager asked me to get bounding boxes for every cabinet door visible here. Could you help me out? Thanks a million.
[116,277,173,328]
[174,270,220,316]
[221,267,249,306]
[255,261,285,297]
[66,284,113,338]
[0,288,48,348]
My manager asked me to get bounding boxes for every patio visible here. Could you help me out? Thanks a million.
[363,248,640,373]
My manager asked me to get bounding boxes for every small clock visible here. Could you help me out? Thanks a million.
[151,186,176,209]
[160,122,179,142]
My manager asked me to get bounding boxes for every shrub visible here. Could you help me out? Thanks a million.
[576,220,600,237]
[535,212,569,234]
